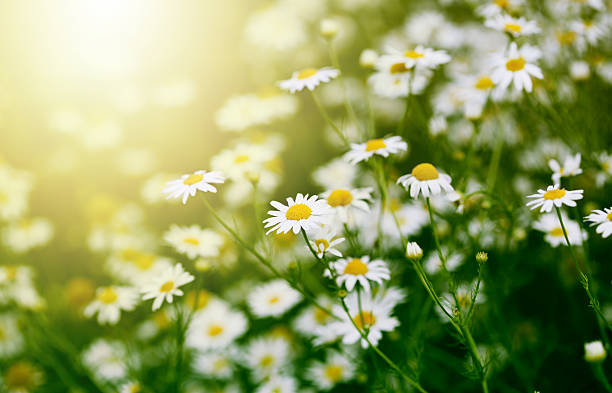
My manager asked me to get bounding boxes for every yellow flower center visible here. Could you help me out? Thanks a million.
[98,287,118,304]
[130,385,141,393]
[268,295,280,304]
[213,358,228,371]
[389,62,409,73]
[607,212,612,221]
[183,173,203,186]
[297,68,318,79]
[184,237,200,245]
[343,258,369,275]
[4,266,17,281]
[556,31,576,45]
[475,76,494,90]
[314,307,330,324]
[327,189,353,207]
[404,50,424,59]
[315,239,330,251]
[325,365,344,382]
[506,57,526,72]
[365,139,386,152]
[550,227,564,237]
[153,311,170,328]
[543,189,566,200]
[5,362,36,389]
[352,311,376,330]
[494,0,509,7]
[285,204,312,220]
[411,163,439,181]
[234,154,249,163]
[260,355,275,367]
[160,281,174,293]
[504,23,522,33]
[208,324,224,337]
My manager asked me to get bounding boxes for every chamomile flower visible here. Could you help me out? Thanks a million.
[344,136,408,165]
[263,193,332,235]
[485,15,540,37]
[245,336,290,379]
[321,187,372,223]
[312,158,357,190]
[307,351,356,390]
[397,163,453,199]
[248,280,302,318]
[293,297,335,338]
[84,286,139,325]
[106,249,172,287]
[368,57,431,98]
[162,170,224,204]
[526,185,583,213]
[439,281,486,321]
[0,314,23,359]
[2,361,43,393]
[477,0,524,18]
[279,67,339,93]
[491,42,543,93]
[585,208,612,238]
[120,382,142,393]
[2,217,54,253]
[164,225,224,259]
[549,153,582,184]
[187,301,248,350]
[194,350,236,379]
[141,264,195,311]
[325,256,390,292]
[82,339,128,381]
[256,375,297,393]
[533,213,586,247]
[387,46,451,70]
[307,226,345,258]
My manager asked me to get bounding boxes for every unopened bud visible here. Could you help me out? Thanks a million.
[320,18,340,39]
[338,289,348,298]
[584,340,607,363]
[406,242,423,260]
[476,251,488,264]
[359,49,378,69]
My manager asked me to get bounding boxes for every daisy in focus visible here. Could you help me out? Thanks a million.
[484,15,540,37]
[162,170,225,204]
[491,42,543,93]
[248,279,302,318]
[279,67,339,93]
[397,163,453,199]
[321,187,372,223]
[307,226,345,258]
[141,263,195,311]
[263,193,331,235]
[585,207,612,238]
[325,256,390,292]
[533,213,586,247]
[549,153,582,184]
[84,286,139,325]
[526,185,583,213]
[344,136,407,165]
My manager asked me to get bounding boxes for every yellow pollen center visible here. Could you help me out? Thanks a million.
[130,385,141,393]
[475,76,494,90]
[314,307,330,324]
[184,237,200,245]
[506,57,526,72]
[343,258,369,275]
[365,139,386,152]
[260,355,275,367]
[98,287,118,304]
[411,163,439,181]
[556,31,576,45]
[183,173,203,185]
[504,23,522,33]
[325,365,344,382]
[160,281,174,293]
[607,212,612,221]
[353,311,376,330]
[5,266,17,281]
[494,0,509,7]
[5,363,35,389]
[550,227,564,237]
[543,189,566,200]
[208,324,224,336]
[327,189,353,207]
[389,62,409,73]
[285,204,312,220]
[268,295,280,304]
[315,239,330,250]
[404,50,424,59]
[234,154,249,163]
[297,68,318,79]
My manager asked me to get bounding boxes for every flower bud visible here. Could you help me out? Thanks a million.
[359,49,378,69]
[338,289,348,298]
[406,242,423,260]
[584,340,607,363]
[476,251,488,263]
[320,18,340,39]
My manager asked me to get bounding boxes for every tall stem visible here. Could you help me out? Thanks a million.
[310,91,349,146]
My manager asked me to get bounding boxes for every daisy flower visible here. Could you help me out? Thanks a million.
[397,163,453,199]
[293,296,335,338]
[194,350,236,379]
[84,286,139,325]
[2,217,54,253]
[368,56,432,98]
[477,0,524,18]
[0,314,23,359]
[248,280,302,318]
[549,153,582,184]
[438,281,486,321]
[186,301,248,350]
[120,382,142,393]
[325,256,390,292]
[307,226,345,258]
[320,187,372,223]
[82,339,128,381]
[344,136,408,165]
[245,337,290,379]
[164,225,224,259]
[2,361,43,393]
[526,185,583,213]
[585,208,612,238]
[533,213,586,247]
[263,193,332,235]
[387,46,451,70]
[279,67,339,93]
[484,15,540,37]
[162,170,224,204]
[491,42,543,93]
[255,375,297,393]
[141,264,195,311]
[307,351,356,390]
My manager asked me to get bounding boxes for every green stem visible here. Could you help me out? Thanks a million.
[593,363,612,393]
[486,131,503,192]
[311,91,349,146]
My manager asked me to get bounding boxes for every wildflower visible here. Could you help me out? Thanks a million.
[194,350,236,379]
[307,351,356,390]
[244,6,306,52]
[293,297,335,338]
[248,280,302,318]
[344,136,408,165]
[477,0,524,17]
[548,153,582,184]
[141,264,195,311]
[397,163,453,199]
[245,337,290,379]
[82,339,128,381]
[263,193,332,235]
[2,217,54,253]
[585,208,612,238]
[164,225,224,259]
[491,42,543,93]
[215,93,298,132]
[320,18,340,39]
[2,361,43,393]
[256,375,297,393]
[279,67,340,93]
[326,256,390,292]
[476,251,488,263]
[84,286,139,325]
[321,187,372,223]
[106,249,172,287]
[585,341,607,363]
[359,49,378,68]
[387,46,451,70]
[307,227,345,258]
[569,61,590,81]
[533,213,586,247]
[162,170,225,204]
[368,57,431,98]
[484,15,540,37]
[0,314,23,359]
[120,382,142,393]
[526,185,583,213]
[438,281,486,320]
[406,242,423,260]
[312,158,357,190]
[186,301,248,350]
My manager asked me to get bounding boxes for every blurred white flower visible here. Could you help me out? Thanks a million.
[141,264,195,311]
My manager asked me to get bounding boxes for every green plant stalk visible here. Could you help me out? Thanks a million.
[486,130,503,192]
[310,91,349,146]
[593,363,612,393]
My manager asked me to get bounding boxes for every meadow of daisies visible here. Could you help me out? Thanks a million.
[2,0,612,392]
